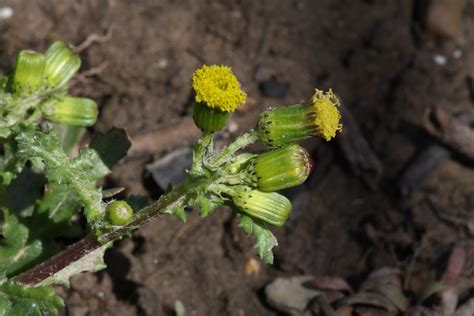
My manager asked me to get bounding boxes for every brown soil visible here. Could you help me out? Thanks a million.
[3,0,474,315]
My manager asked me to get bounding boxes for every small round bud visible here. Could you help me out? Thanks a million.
[193,101,230,133]
[249,144,311,192]
[232,187,291,227]
[13,50,46,94]
[44,41,81,90]
[107,201,133,225]
[42,96,98,127]
[257,89,342,147]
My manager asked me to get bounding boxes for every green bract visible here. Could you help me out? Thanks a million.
[13,50,46,94]
[248,144,311,192]
[257,90,342,146]
[44,41,81,90]
[232,186,292,227]
[42,96,98,127]
[193,101,230,133]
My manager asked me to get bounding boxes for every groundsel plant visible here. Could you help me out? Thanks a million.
[0,43,342,314]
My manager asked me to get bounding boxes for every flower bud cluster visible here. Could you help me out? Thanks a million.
[9,41,98,127]
[188,68,342,228]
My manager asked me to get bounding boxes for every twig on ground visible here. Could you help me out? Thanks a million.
[397,145,450,195]
[337,105,383,189]
[423,107,474,161]
[73,27,114,53]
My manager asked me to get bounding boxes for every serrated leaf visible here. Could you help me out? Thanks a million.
[0,282,63,315]
[0,210,44,278]
[172,206,187,222]
[16,128,104,224]
[238,214,278,264]
[194,195,222,218]
[89,128,131,169]
[31,183,81,239]
[0,137,26,185]
[73,147,110,182]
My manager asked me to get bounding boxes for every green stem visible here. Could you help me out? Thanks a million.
[190,133,213,175]
[209,130,258,168]
[13,174,212,286]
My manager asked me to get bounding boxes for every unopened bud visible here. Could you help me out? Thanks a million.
[248,144,311,192]
[44,41,81,90]
[42,96,98,127]
[13,50,46,94]
[107,201,133,226]
[232,187,291,227]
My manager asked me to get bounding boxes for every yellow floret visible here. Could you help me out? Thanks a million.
[192,65,247,112]
[310,89,342,141]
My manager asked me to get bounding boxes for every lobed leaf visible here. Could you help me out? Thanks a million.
[0,210,44,279]
[238,214,278,264]
[0,282,63,315]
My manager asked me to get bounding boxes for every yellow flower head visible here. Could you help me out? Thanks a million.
[192,65,247,112]
[310,89,342,141]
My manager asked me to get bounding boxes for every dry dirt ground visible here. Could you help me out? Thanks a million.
[1,0,474,315]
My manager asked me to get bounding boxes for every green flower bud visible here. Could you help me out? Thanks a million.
[248,144,311,192]
[107,201,133,225]
[232,187,291,227]
[257,89,342,147]
[13,50,46,94]
[42,96,98,127]
[193,101,230,133]
[44,41,81,89]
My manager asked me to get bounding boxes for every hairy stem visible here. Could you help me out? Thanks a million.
[209,130,258,168]
[12,176,208,286]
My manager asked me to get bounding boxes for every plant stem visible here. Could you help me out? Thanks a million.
[190,133,212,175]
[12,176,207,286]
[209,130,258,168]
[12,131,255,286]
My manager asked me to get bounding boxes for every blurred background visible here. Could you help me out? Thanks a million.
[2,0,474,315]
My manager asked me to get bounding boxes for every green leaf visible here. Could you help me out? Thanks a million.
[238,214,278,264]
[0,282,63,315]
[32,183,81,239]
[73,147,110,182]
[194,195,222,218]
[0,210,44,278]
[171,206,187,222]
[0,137,27,185]
[89,128,131,169]
[16,128,104,224]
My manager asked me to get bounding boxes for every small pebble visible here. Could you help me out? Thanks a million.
[227,119,239,133]
[157,58,168,69]
[244,257,261,276]
[452,49,462,59]
[0,7,13,19]
[433,54,447,66]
